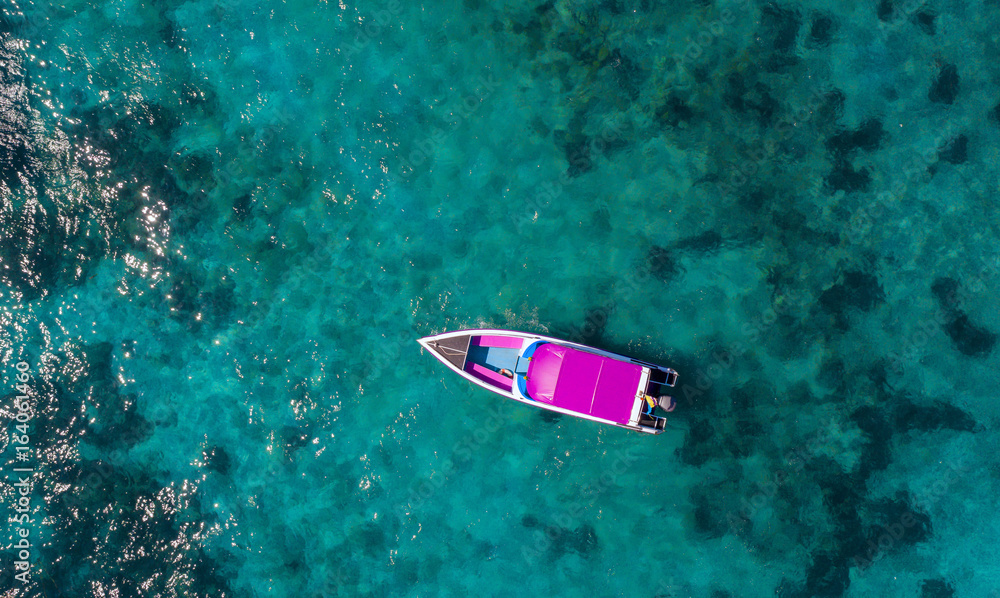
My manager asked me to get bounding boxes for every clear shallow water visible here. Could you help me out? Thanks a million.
[1,0,999,596]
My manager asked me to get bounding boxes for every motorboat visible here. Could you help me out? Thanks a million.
[417,329,679,434]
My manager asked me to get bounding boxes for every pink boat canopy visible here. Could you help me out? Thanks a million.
[525,343,642,424]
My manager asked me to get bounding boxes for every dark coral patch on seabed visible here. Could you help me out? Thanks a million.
[674,230,724,253]
[724,72,780,125]
[893,399,976,433]
[942,313,997,356]
[758,3,802,54]
[647,245,681,281]
[826,119,885,157]
[937,134,968,164]
[921,578,956,598]
[914,10,936,35]
[930,277,998,356]
[928,64,959,105]
[990,100,1000,123]
[818,271,885,329]
[656,95,696,128]
[808,14,836,47]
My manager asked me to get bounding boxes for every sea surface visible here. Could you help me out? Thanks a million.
[1,0,999,596]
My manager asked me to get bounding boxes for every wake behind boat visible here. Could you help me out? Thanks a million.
[417,329,679,434]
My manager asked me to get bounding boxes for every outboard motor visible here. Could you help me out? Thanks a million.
[657,395,676,412]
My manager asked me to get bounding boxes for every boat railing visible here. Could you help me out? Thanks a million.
[638,410,666,431]
[646,368,678,390]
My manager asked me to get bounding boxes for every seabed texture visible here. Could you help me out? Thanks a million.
[1,0,999,596]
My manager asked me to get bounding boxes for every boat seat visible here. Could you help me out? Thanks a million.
[638,411,665,431]
[471,335,524,349]
[464,361,513,391]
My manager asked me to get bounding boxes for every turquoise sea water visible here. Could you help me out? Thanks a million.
[1,0,999,596]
